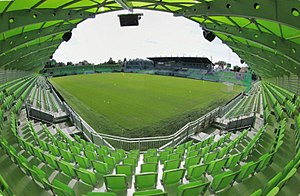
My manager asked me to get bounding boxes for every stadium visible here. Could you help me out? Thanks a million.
[0,1,299,196]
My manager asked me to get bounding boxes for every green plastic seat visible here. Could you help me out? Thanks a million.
[159,151,170,163]
[85,150,97,161]
[134,172,158,190]
[203,151,218,163]
[75,168,97,186]
[133,189,167,196]
[177,181,210,196]
[207,157,228,175]
[144,156,159,164]
[210,170,240,193]
[186,150,199,158]
[266,187,279,196]
[168,152,181,161]
[116,149,126,159]
[59,148,74,162]
[161,168,185,186]
[47,143,60,156]
[104,174,128,191]
[186,163,208,181]
[52,179,76,196]
[103,156,116,172]
[262,172,282,195]
[116,164,133,176]
[111,151,122,164]
[56,160,76,178]
[57,140,68,150]
[33,147,45,162]
[164,159,181,171]
[92,160,109,175]
[0,175,13,196]
[70,145,81,155]
[74,154,91,169]
[123,157,137,168]
[225,153,243,170]
[184,156,201,168]
[277,168,297,189]
[256,153,274,172]
[236,161,259,182]
[43,153,59,169]
[140,163,158,173]
[249,189,262,196]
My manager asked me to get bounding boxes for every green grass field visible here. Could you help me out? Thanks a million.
[49,73,244,137]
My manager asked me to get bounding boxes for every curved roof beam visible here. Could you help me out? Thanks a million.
[175,0,300,29]
[231,46,288,77]
[4,47,57,69]
[0,9,94,34]
[202,23,300,66]
[224,41,299,75]
[0,41,61,67]
[0,23,74,55]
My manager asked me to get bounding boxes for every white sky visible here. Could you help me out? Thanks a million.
[53,10,244,66]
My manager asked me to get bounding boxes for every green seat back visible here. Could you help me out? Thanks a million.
[141,163,158,173]
[144,156,159,164]
[43,153,59,169]
[116,164,133,176]
[225,153,243,170]
[134,172,158,190]
[103,156,116,171]
[161,168,185,185]
[92,161,109,175]
[210,170,240,193]
[203,151,218,163]
[104,174,128,191]
[57,160,76,178]
[177,181,210,196]
[164,160,181,171]
[0,175,13,196]
[75,168,97,186]
[60,149,74,162]
[52,179,75,196]
[236,161,259,182]
[123,158,137,168]
[207,157,228,175]
[85,150,97,161]
[74,154,91,169]
[184,156,201,168]
[186,163,208,181]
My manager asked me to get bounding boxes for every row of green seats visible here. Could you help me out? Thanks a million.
[269,83,295,102]
[252,150,300,196]
[267,84,286,105]
[263,83,277,107]
[296,115,300,151]
[0,174,13,196]
[284,100,297,117]
[0,135,77,196]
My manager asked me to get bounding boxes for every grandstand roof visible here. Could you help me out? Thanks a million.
[148,57,212,64]
[0,0,299,78]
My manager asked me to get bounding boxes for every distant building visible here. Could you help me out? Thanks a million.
[147,57,212,71]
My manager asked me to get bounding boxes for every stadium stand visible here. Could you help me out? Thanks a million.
[0,75,299,195]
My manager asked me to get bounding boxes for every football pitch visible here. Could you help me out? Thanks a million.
[49,73,244,137]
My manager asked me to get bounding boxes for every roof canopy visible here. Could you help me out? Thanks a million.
[0,0,299,78]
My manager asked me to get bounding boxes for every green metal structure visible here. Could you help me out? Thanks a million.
[0,0,299,82]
